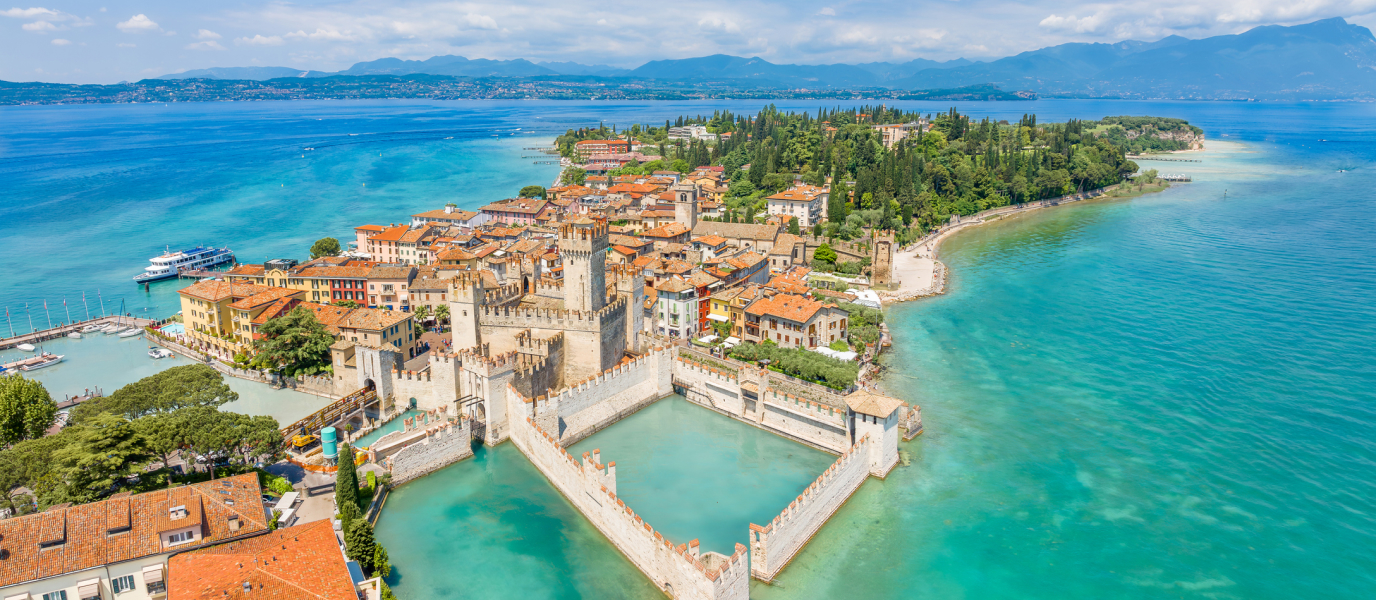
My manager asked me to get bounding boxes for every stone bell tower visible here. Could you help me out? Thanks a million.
[559,217,609,313]
[672,181,698,230]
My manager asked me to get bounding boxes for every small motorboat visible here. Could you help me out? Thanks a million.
[16,343,35,352]
[148,348,173,359]
[20,352,63,371]
[67,332,82,339]
[80,324,103,333]
[103,324,127,334]
[119,328,144,339]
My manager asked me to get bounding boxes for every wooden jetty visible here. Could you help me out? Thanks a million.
[0,315,159,351]
[1128,156,1202,163]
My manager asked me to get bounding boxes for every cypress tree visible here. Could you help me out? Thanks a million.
[345,517,377,572]
[335,442,358,513]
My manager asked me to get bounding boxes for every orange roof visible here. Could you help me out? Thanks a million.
[480,199,548,215]
[411,208,479,220]
[178,281,272,302]
[692,235,728,247]
[337,307,411,331]
[631,256,657,268]
[354,224,386,232]
[228,287,301,310]
[746,292,833,323]
[369,224,411,242]
[0,474,268,588]
[226,264,265,276]
[611,245,639,256]
[643,223,691,238]
[168,519,356,600]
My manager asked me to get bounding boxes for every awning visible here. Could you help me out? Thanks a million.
[77,578,102,599]
[142,564,165,584]
[273,491,300,512]
[724,337,741,344]
[697,335,718,343]
[706,313,729,322]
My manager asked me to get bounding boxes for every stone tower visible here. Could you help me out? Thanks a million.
[845,389,902,477]
[447,271,485,350]
[672,181,698,230]
[356,342,402,409]
[559,218,608,313]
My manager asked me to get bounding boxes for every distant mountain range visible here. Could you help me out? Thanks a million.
[155,18,1376,99]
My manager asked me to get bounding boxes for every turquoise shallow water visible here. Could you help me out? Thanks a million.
[352,409,426,448]
[7,100,1376,598]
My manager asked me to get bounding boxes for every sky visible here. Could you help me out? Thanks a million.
[5,0,1376,84]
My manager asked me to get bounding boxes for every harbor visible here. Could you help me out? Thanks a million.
[0,314,158,351]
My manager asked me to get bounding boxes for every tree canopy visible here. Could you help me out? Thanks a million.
[309,237,342,259]
[69,364,236,425]
[0,374,57,446]
[518,185,547,199]
[253,306,336,376]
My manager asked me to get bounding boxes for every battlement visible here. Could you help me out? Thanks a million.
[447,271,485,301]
[558,218,609,241]
[390,366,432,383]
[479,294,627,331]
[674,356,740,383]
[760,388,845,425]
[484,282,524,306]
[433,344,521,374]
[516,330,564,358]
[534,277,564,293]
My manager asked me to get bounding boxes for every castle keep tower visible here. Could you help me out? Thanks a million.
[672,181,698,230]
[559,218,609,313]
[448,271,485,350]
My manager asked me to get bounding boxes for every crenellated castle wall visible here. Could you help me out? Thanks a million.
[748,435,875,582]
[507,386,750,600]
[528,346,673,445]
[386,416,475,486]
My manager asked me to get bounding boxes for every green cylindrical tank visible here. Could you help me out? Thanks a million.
[321,427,338,460]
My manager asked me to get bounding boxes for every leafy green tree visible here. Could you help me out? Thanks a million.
[787,217,800,235]
[332,300,361,309]
[812,223,822,237]
[310,237,342,259]
[435,305,450,328]
[134,411,184,485]
[814,244,838,264]
[670,159,691,173]
[413,305,431,323]
[255,306,336,376]
[518,185,546,199]
[335,442,358,511]
[0,374,57,446]
[1139,168,1159,184]
[69,364,236,425]
[52,413,151,500]
[345,517,377,572]
[373,544,392,578]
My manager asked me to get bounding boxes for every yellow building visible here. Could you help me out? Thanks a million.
[178,280,276,353]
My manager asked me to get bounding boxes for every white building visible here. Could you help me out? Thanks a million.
[654,278,698,340]
[765,184,830,227]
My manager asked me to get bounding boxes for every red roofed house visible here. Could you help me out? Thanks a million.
[364,225,410,263]
[168,519,362,600]
[353,224,386,258]
[766,184,830,227]
[640,222,692,249]
[479,198,553,226]
[743,292,849,349]
[409,204,490,230]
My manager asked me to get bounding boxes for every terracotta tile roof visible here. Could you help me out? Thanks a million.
[611,245,639,257]
[607,183,658,194]
[845,389,905,418]
[295,265,373,279]
[687,271,720,287]
[398,228,428,243]
[227,264,265,276]
[367,265,415,280]
[354,224,386,232]
[179,281,272,302]
[745,292,828,323]
[437,247,477,261]
[642,223,691,238]
[337,307,411,331]
[631,256,656,268]
[691,221,779,241]
[250,299,296,324]
[692,235,728,247]
[411,208,479,221]
[727,251,766,270]
[608,234,649,248]
[370,225,411,243]
[480,199,547,215]
[297,303,354,328]
[0,474,268,588]
[228,287,302,310]
[168,519,356,600]
[656,279,694,293]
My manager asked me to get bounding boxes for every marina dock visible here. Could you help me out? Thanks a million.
[0,315,158,351]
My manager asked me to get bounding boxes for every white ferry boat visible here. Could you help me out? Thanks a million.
[133,246,235,283]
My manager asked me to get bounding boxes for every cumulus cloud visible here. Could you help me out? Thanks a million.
[286,28,358,41]
[196,28,221,40]
[1,7,60,18]
[116,13,159,32]
[186,40,226,50]
[50,37,68,45]
[21,19,55,31]
[819,7,836,16]
[116,42,135,47]
[1039,13,1108,33]
[236,34,284,45]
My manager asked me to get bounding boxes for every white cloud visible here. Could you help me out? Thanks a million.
[1039,13,1108,34]
[22,19,55,31]
[697,15,740,33]
[819,7,836,16]
[1,7,59,18]
[236,34,284,45]
[50,37,68,45]
[186,40,226,50]
[116,13,159,32]
[196,28,221,40]
[116,42,135,47]
[286,28,357,41]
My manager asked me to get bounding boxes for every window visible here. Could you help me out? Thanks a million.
[43,592,68,600]
[167,531,193,544]
[113,575,136,594]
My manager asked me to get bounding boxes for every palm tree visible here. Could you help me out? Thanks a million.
[413,305,432,324]
[435,305,450,331]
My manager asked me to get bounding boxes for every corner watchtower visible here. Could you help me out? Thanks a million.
[447,271,485,350]
[559,217,609,313]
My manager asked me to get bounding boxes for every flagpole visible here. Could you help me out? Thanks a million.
[98,289,106,318]
[43,300,52,329]
[5,307,13,338]
[64,297,72,325]
[83,292,91,321]
[26,304,35,333]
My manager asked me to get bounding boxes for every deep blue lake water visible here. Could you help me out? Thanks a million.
[4,99,1375,598]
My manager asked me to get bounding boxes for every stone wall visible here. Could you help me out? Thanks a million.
[748,435,875,582]
[672,357,850,455]
[507,391,750,600]
[386,417,474,486]
[536,347,673,445]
